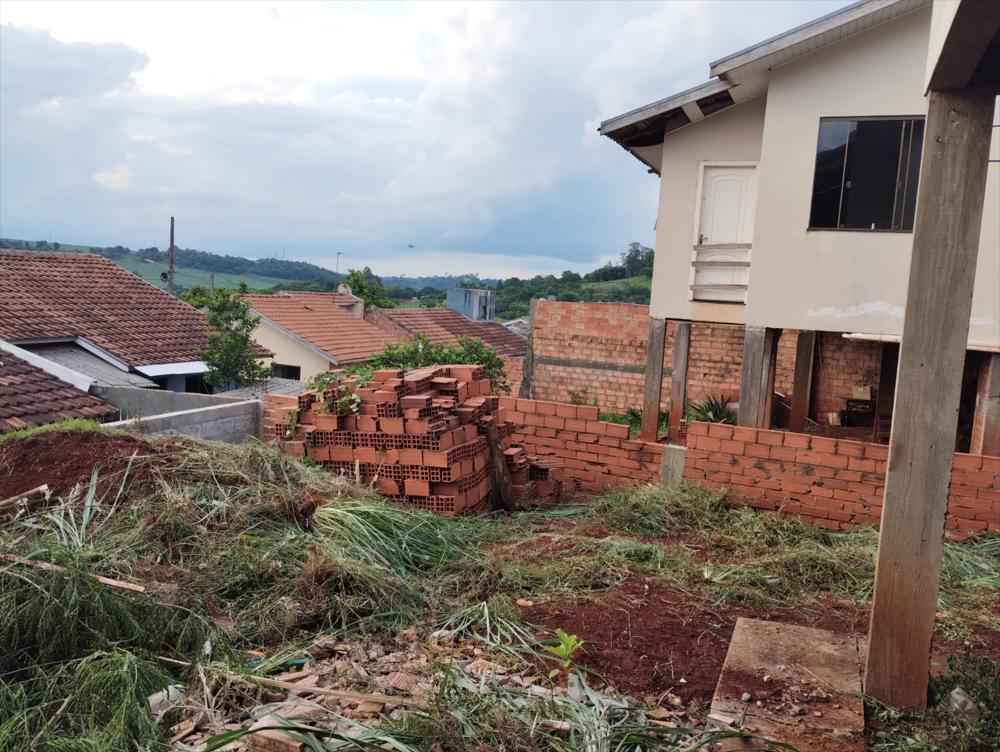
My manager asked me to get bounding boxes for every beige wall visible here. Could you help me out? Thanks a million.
[650,97,766,324]
[745,5,998,346]
[647,4,999,348]
[252,319,331,383]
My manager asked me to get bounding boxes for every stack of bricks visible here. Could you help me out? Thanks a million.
[682,422,1000,537]
[497,397,666,494]
[262,365,560,516]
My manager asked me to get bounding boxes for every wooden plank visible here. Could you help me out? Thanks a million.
[864,88,996,711]
[788,331,816,433]
[640,317,667,441]
[0,554,147,594]
[484,420,514,512]
[667,321,691,441]
[738,327,778,428]
[971,352,1000,456]
[517,299,538,399]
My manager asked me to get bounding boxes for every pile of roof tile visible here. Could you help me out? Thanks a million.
[263,366,560,516]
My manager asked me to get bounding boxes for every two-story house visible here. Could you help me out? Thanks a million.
[600,0,999,454]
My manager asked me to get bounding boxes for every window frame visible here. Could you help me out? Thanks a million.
[806,114,926,234]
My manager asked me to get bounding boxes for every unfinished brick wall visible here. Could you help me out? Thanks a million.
[811,333,882,416]
[498,396,665,493]
[529,300,796,413]
[682,422,1000,536]
[504,355,524,397]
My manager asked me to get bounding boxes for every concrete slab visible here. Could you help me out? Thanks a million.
[708,618,864,752]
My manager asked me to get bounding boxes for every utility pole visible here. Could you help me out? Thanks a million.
[168,216,177,296]
[336,252,344,275]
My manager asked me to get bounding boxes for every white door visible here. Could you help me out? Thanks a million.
[692,165,755,303]
[698,166,756,246]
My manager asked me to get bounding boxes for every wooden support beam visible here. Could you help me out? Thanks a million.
[640,317,668,441]
[872,343,899,444]
[518,299,537,399]
[667,321,691,441]
[865,88,995,711]
[971,352,1000,457]
[788,331,816,433]
[484,420,514,512]
[738,326,779,428]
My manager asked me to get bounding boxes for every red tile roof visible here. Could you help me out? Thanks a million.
[0,351,117,432]
[377,308,527,357]
[0,251,214,367]
[244,292,400,365]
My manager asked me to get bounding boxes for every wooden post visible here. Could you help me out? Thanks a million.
[872,343,899,444]
[667,321,691,441]
[738,327,779,428]
[484,420,514,512]
[865,88,995,710]
[971,352,1000,457]
[518,299,537,400]
[640,317,668,441]
[788,331,817,433]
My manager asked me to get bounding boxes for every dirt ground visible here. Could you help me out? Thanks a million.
[0,429,164,498]
[522,574,1000,710]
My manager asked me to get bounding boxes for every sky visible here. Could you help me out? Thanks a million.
[0,0,850,279]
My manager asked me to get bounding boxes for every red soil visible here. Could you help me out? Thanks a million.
[0,429,165,499]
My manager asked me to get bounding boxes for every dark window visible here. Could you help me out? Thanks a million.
[809,117,924,231]
[271,363,301,380]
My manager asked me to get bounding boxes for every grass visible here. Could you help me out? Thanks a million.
[2,427,998,751]
[114,254,289,291]
[0,418,112,444]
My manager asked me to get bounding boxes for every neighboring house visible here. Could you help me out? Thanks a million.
[243,291,399,382]
[599,0,999,453]
[0,347,118,432]
[446,287,496,321]
[366,307,528,392]
[0,250,253,392]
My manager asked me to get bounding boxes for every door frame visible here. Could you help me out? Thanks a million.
[692,160,759,247]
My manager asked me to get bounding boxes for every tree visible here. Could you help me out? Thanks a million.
[345,267,397,309]
[201,289,269,389]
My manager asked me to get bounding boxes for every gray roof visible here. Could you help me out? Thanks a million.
[23,343,158,388]
[219,377,307,400]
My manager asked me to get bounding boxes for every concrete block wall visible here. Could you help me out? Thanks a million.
[682,422,1000,536]
[103,400,261,443]
[498,396,665,493]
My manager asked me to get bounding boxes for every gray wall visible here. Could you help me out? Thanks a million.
[102,400,261,443]
[93,386,241,419]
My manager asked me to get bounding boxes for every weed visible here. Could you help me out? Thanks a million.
[686,395,737,424]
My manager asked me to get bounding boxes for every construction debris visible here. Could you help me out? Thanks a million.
[263,365,562,516]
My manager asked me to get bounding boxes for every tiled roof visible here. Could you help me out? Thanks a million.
[0,251,213,367]
[244,292,400,364]
[0,351,118,432]
[378,308,527,357]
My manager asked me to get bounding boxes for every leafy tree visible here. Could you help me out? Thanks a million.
[200,288,269,389]
[344,267,397,309]
[368,334,510,393]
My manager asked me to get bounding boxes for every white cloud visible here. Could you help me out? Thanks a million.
[1,1,852,276]
[93,164,130,190]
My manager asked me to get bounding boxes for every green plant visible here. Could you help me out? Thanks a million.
[687,394,737,424]
[369,333,510,393]
[201,286,270,388]
[545,628,584,674]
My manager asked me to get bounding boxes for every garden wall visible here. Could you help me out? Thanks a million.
[682,422,1000,536]
[498,396,665,493]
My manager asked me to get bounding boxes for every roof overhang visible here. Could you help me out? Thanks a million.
[710,0,929,84]
[136,361,210,378]
[0,339,95,392]
[925,0,1000,92]
[598,79,741,174]
[10,335,132,373]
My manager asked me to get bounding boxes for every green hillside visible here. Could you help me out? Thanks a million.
[114,255,289,291]
[582,275,652,294]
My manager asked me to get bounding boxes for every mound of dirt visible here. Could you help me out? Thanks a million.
[0,429,164,499]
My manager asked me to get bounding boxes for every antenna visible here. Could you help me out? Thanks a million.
[168,216,176,296]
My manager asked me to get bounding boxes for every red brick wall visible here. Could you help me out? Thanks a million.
[503,355,524,397]
[498,396,665,494]
[812,333,882,416]
[683,422,1000,536]
[529,301,797,414]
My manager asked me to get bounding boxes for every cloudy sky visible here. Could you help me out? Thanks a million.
[0,1,849,278]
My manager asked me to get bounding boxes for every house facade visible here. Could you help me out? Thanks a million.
[600,0,999,453]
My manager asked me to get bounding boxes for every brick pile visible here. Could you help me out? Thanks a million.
[262,366,561,516]
[683,422,1000,536]
[498,397,666,494]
